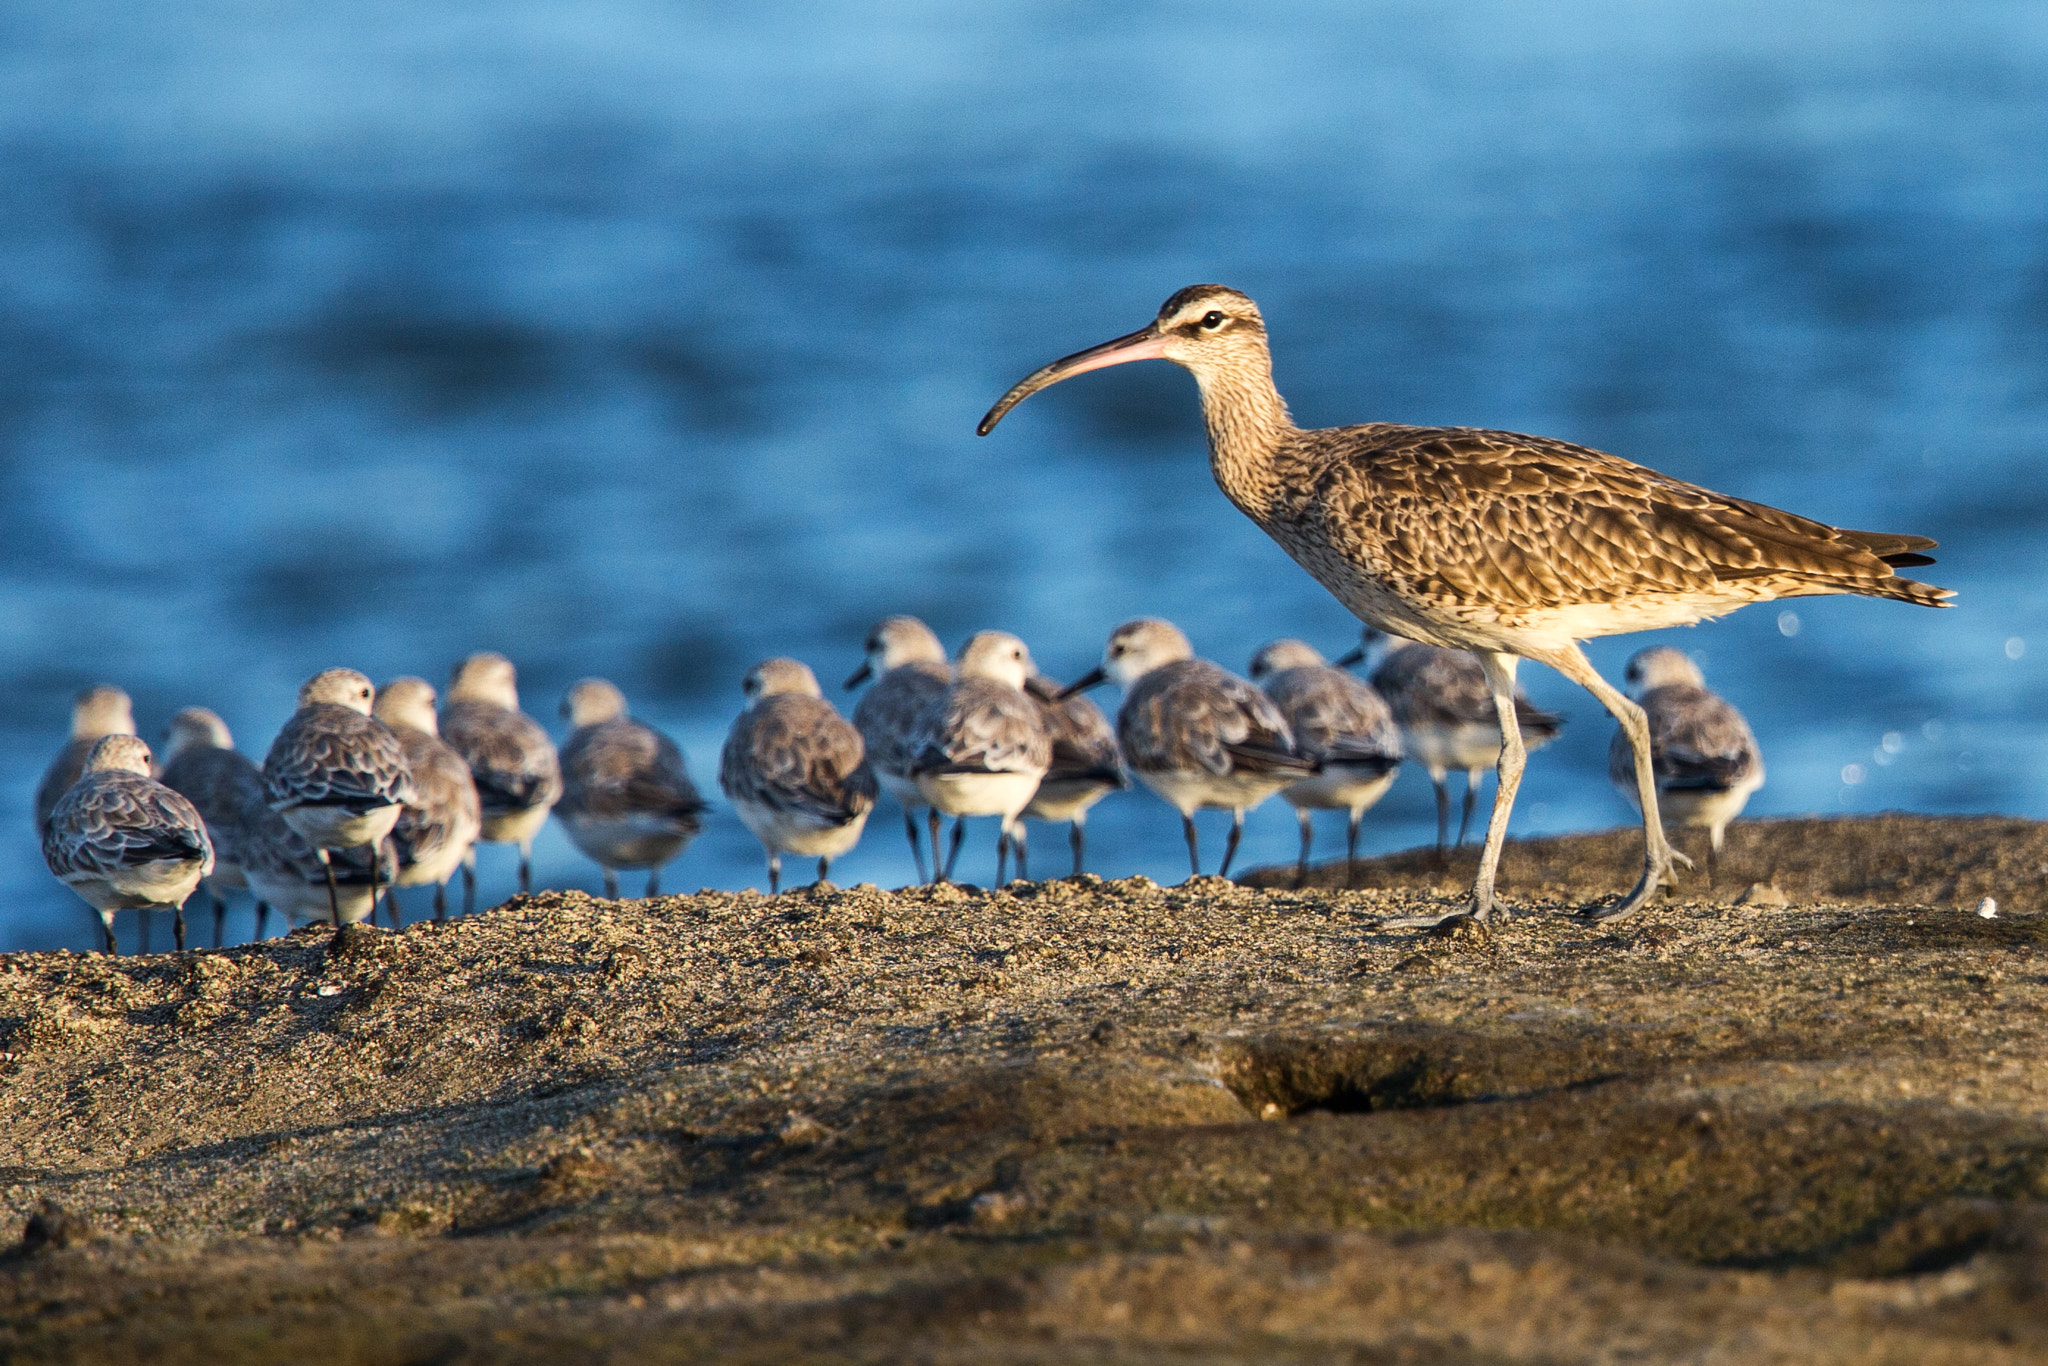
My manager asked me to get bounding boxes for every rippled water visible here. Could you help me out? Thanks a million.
[4,1,2046,950]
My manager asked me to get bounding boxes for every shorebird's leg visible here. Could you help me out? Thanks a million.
[1070,818,1085,878]
[1464,653,1527,923]
[1706,827,1722,892]
[517,839,533,895]
[102,913,118,955]
[173,903,186,952]
[944,818,966,882]
[212,891,226,948]
[927,808,944,884]
[1430,774,1451,863]
[1457,771,1480,846]
[462,851,476,916]
[1294,807,1314,889]
[1550,645,1686,921]
[603,868,619,900]
[318,848,340,922]
[1013,823,1028,882]
[1220,809,1246,879]
[255,901,271,939]
[646,868,660,898]
[433,883,447,922]
[367,842,383,925]
[904,810,928,884]
[767,851,781,896]
[1182,815,1201,878]
[1346,807,1363,887]
[996,829,1010,886]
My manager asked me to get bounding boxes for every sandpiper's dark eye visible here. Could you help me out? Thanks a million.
[1200,310,1225,330]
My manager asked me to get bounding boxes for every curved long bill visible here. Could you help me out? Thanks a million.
[977,323,1167,436]
[842,662,873,691]
[1054,665,1109,701]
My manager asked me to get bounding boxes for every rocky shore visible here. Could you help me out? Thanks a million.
[2,814,2046,1362]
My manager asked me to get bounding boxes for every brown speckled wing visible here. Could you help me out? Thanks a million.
[721,696,876,823]
[388,728,484,873]
[439,700,561,815]
[1120,660,1308,779]
[1611,683,1763,793]
[560,717,706,827]
[852,663,950,780]
[160,746,266,868]
[43,772,213,879]
[1262,666,1400,768]
[262,705,416,813]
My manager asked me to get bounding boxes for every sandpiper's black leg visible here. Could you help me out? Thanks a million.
[433,883,447,922]
[319,849,340,922]
[1183,816,1201,878]
[816,857,830,885]
[103,916,118,955]
[944,819,966,882]
[517,840,533,895]
[904,810,927,884]
[212,891,226,948]
[603,868,619,900]
[1014,825,1028,882]
[462,856,476,916]
[1457,773,1479,847]
[255,901,271,939]
[1219,809,1246,879]
[767,851,781,896]
[1432,779,1451,861]
[1294,807,1313,889]
[996,830,1009,886]
[366,843,382,926]
[1070,821,1085,878]
[173,903,186,952]
[646,868,660,898]
[928,808,944,884]
[1346,808,1363,888]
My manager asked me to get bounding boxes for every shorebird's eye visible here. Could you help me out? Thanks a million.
[1200,310,1225,330]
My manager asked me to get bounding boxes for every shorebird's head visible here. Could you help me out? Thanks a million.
[70,684,136,741]
[448,651,520,710]
[845,615,947,690]
[83,734,153,776]
[977,285,1267,436]
[1060,618,1194,697]
[955,631,1034,692]
[1248,639,1325,681]
[561,677,629,727]
[1623,647,1704,695]
[161,707,233,762]
[742,658,822,705]
[375,677,441,734]
[299,668,376,715]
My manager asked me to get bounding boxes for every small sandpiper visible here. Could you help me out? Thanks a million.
[262,669,414,925]
[1608,646,1764,890]
[557,677,707,899]
[43,735,213,954]
[1021,671,1127,877]
[374,678,484,923]
[36,685,136,836]
[720,658,876,894]
[158,707,269,946]
[1062,619,1312,880]
[846,616,952,882]
[1248,639,1402,887]
[440,652,562,898]
[908,632,1051,884]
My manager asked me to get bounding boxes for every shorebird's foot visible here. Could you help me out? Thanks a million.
[1580,852,1681,922]
[1379,887,1494,931]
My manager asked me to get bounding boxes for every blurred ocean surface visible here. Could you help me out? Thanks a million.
[3,1,2046,950]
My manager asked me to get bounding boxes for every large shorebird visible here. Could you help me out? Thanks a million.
[35,685,136,836]
[43,735,213,954]
[720,658,876,894]
[846,616,952,882]
[263,669,414,924]
[1248,639,1402,887]
[1020,674,1126,877]
[557,678,706,899]
[984,285,1949,922]
[1607,646,1764,890]
[158,707,269,946]
[909,631,1051,884]
[1062,619,1313,880]
[1336,628,1563,856]
[374,678,483,923]
[440,652,562,897]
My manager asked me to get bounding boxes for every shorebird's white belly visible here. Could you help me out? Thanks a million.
[916,771,1042,822]
[559,812,695,870]
[1283,767,1397,815]
[243,867,379,926]
[281,804,401,851]
[1134,767,1292,817]
[1024,777,1115,824]
[62,858,208,914]
[733,799,870,859]
[479,804,552,846]
[391,835,472,889]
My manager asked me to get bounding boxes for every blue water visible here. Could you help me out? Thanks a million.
[4,1,2047,950]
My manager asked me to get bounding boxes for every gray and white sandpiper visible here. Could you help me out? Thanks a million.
[720,658,876,894]
[982,284,1947,923]
[1336,628,1563,857]
[1607,646,1764,890]
[557,678,706,899]
[374,678,483,924]
[240,799,395,930]
[1248,639,1402,887]
[43,735,213,954]
[909,632,1051,884]
[440,652,562,898]
[36,685,136,836]
[262,669,414,925]
[846,616,952,883]
[1021,674,1126,877]
[1061,619,1313,880]
[158,707,269,946]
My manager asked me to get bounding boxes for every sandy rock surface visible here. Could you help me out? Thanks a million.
[2,815,2047,1362]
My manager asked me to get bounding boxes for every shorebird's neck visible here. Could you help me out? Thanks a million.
[1190,353,1296,521]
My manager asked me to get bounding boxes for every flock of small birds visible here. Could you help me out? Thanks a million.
[34,625,1764,955]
